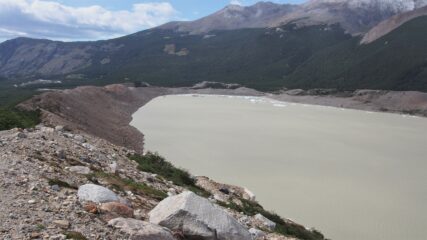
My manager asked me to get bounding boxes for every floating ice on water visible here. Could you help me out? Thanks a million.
[273,104,287,108]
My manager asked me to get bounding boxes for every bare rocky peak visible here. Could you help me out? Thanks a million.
[361,5,427,43]
[273,0,427,34]
[158,2,298,34]
[159,0,427,35]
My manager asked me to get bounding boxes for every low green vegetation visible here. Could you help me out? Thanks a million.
[86,170,167,200]
[284,16,427,91]
[0,107,40,131]
[219,198,325,240]
[129,152,324,239]
[47,178,76,189]
[36,224,46,231]
[64,231,88,240]
[128,152,210,197]
[72,17,427,92]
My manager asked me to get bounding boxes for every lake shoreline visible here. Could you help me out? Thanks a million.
[20,84,427,153]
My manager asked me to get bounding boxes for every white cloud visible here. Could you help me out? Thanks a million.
[0,0,179,41]
[230,0,243,6]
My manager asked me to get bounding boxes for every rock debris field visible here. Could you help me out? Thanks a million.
[0,125,317,240]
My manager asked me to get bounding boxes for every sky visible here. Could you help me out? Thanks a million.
[0,0,305,42]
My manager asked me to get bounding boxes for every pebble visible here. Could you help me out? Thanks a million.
[74,135,86,143]
[16,132,27,139]
[53,220,70,229]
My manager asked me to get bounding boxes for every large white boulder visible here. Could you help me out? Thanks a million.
[149,191,251,240]
[77,184,119,203]
[108,218,175,240]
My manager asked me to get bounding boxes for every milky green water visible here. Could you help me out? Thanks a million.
[131,94,427,240]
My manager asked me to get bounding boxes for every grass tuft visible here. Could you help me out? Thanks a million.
[64,231,88,240]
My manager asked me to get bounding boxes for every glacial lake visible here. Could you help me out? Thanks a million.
[131,94,427,240]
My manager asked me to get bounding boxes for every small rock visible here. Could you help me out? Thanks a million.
[213,194,227,202]
[243,188,256,201]
[40,126,54,133]
[82,143,95,151]
[51,185,60,191]
[54,126,64,132]
[49,234,66,240]
[28,199,36,204]
[53,220,70,229]
[108,218,175,240]
[74,135,86,143]
[83,202,98,214]
[133,209,145,220]
[69,166,91,175]
[254,213,276,231]
[56,150,66,160]
[249,228,266,239]
[219,187,230,195]
[108,161,117,174]
[16,132,27,139]
[30,232,42,239]
[239,215,250,225]
[79,156,93,164]
[77,184,119,203]
[100,202,134,218]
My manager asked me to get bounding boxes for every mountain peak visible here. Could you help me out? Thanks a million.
[307,0,427,11]
[223,4,245,11]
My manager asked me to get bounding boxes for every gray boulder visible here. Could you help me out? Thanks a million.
[108,218,175,240]
[149,191,251,240]
[77,184,118,203]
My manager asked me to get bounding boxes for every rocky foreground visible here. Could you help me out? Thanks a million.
[0,125,325,240]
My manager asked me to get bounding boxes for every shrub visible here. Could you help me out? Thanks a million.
[219,198,325,240]
[128,152,210,197]
[64,231,88,240]
[0,108,40,131]
[47,178,76,189]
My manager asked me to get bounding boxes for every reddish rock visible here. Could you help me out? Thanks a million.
[100,202,134,218]
[83,202,98,214]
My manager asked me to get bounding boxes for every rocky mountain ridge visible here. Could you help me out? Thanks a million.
[361,5,427,43]
[1,1,427,101]
[160,0,427,34]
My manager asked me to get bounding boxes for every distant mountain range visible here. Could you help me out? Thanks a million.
[1,0,427,93]
[161,0,427,34]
